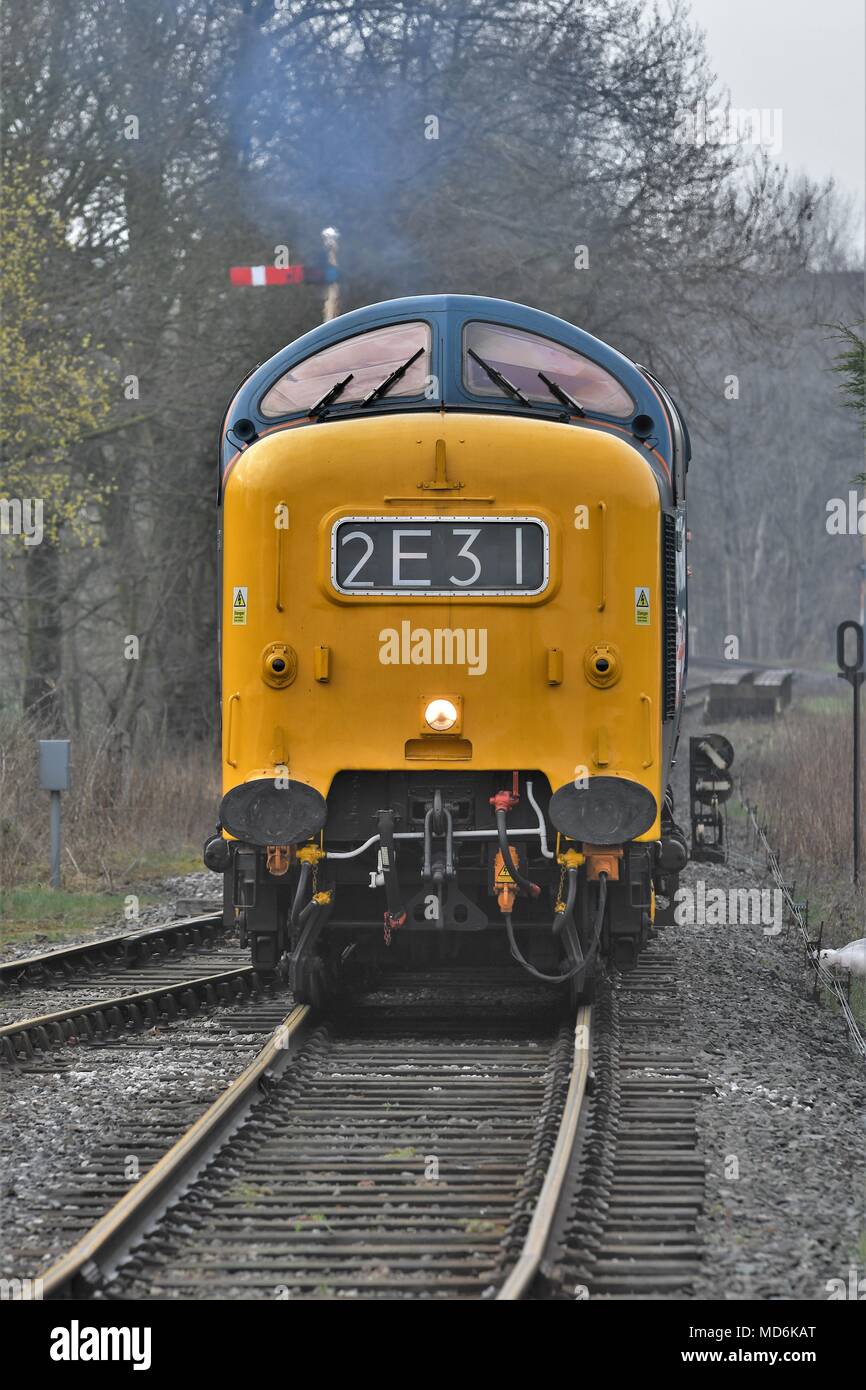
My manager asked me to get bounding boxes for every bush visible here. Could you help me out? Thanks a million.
[742,707,866,874]
[738,706,865,1030]
[0,717,218,892]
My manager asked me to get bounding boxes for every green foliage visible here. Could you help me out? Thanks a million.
[827,323,866,418]
[825,322,866,481]
[0,885,133,943]
[0,159,114,541]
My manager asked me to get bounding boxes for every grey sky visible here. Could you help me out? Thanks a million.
[686,0,865,215]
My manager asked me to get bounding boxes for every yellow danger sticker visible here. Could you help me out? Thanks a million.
[634,586,650,625]
[495,853,518,885]
[232,586,248,625]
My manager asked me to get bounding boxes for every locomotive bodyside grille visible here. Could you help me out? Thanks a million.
[662,511,678,720]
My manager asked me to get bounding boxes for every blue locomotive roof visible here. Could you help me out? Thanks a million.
[222,294,681,479]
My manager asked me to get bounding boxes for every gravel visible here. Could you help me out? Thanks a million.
[0,871,234,1028]
[0,867,262,1281]
[2,736,864,1299]
[667,715,866,1301]
[666,846,866,1300]
[0,1002,287,1281]
[0,870,224,966]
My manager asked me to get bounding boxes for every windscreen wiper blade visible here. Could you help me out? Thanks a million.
[467,348,531,405]
[537,370,586,417]
[309,372,354,418]
[360,348,424,406]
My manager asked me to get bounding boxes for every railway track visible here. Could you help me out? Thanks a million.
[0,963,264,1064]
[37,971,590,1300]
[32,951,705,1301]
[0,913,272,1064]
[0,912,226,992]
[564,949,708,1298]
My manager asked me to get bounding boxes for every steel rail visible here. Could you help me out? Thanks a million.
[0,912,225,990]
[497,1003,592,1299]
[33,988,577,1300]
[31,978,593,1300]
[565,952,707,1296]
[39,1004,314,1299]
[0,964,260,1064]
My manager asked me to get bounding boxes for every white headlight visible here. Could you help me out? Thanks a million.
[424,698,458,732]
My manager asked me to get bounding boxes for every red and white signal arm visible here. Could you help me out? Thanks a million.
[229,265,305,286]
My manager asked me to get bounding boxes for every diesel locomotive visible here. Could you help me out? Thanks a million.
[204,295,691,1005]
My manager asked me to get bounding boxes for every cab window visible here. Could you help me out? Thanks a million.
[260,321,431,417]
[463,321,633,417]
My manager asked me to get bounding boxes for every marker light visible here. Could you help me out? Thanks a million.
[424,698,458,732]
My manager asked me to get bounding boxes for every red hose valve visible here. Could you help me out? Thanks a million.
[490,789,519,814]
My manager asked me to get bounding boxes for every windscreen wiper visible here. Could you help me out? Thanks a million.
[309,372,354,418]
[360,348,424,406]
[467,348,531,406]
[537,370,586,417]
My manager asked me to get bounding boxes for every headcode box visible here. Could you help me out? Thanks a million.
[39,739,71,792]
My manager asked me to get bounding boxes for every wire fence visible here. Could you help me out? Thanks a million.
[740,797,866,1061]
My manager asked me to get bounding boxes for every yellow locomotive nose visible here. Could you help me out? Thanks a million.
[211,292,690,996]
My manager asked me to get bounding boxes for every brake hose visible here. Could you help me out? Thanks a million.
[296,895,321,930]
[290,860,312,926]
[552,864,579,935]
[494,808,541,898]
[504,872,609,984]
[378,808,407,929]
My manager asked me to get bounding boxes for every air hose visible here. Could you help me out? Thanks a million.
[494,807,541,899]
[552,865,579,935]
[296,895,321,930]
[378,808,407,929]
[504,872,609,984]
[290,860,312,926]
[288,896,329,998]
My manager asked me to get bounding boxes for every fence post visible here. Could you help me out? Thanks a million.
[836,621,864,885]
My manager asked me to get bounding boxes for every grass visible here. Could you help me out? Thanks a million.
[0,852,205,947]
[0,845,207,949]
[225,1181,273,1206]
[82,849,204,894]
[1,717,218,880]
[730,705,866,1026]
[1,717,218,950]
[0,886,141,945]
[797,694,851,716]
[738,707,865,882]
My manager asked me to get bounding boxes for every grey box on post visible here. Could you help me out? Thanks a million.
[39,739,71,791]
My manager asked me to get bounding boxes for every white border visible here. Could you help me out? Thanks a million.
[331,514,550,597]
